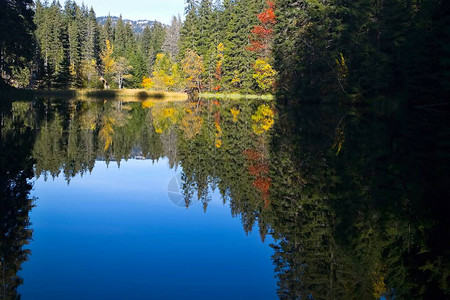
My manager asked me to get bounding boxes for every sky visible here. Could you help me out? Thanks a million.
[72,0,185,24]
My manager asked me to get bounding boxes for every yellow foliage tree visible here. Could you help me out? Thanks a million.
[335,52,348,93]
[182,49,205,91]
[253,58,277,92]
[231,70,241,88]
[214,43,225,89]
[100,40,116,85]
[142,76,154,89]
[152,53,181,91]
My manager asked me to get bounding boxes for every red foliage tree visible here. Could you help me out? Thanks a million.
[248,1,276,57]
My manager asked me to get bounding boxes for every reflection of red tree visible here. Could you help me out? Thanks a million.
[244,148,271,208]
[248,164,269,175]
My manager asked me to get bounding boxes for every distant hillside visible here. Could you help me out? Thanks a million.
[97,16,160,34]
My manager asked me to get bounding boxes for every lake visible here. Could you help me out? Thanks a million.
[1,97,449,299]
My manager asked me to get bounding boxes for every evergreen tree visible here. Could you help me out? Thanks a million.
[141,22,165,73]
[113,15,128,57]
[0,0,35,88]
[99,14,114,51]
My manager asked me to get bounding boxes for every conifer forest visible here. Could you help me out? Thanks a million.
[0,0,447,103]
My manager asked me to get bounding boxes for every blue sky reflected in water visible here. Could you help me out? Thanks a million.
[19,159,276,299]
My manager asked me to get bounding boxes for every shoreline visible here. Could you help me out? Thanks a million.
[0,88,275,101]
[0,89,188,101]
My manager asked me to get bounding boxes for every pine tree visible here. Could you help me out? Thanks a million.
[99,14,114,51]
[114,15,127,57]
[179,1,200,57]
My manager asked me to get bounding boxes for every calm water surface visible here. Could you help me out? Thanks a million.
[1,97,449,299]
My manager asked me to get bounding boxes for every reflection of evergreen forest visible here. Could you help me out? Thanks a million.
[0,100,35,299]
[1,98,449,299]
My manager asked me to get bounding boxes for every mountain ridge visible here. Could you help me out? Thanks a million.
[97,16,164,34]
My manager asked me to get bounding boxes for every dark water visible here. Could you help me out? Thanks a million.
[1,98,449,299]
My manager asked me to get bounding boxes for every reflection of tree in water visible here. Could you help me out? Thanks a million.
[5,97,450,298]
[0,101,35,299]
[267,104,450,299]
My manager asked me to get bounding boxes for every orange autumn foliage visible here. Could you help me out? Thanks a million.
[243,149,263,160]
[244,148,271,208]
[251,26,273,37]
[248,1,276,56]
[248,164,270,176]
[257,1,276,24]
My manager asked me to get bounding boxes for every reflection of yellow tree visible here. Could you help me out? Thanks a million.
[98,103,127,150]
[151,105,178,134]
[332,120,345,155]
[230,107,240,123]
[251,104,274,135]
[215,123,222,148]
[142,100,155,109]
[79,104,99,130]
[181,106,203,139]
[99,116,115,151]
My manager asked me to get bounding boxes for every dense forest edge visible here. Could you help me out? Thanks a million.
[0,0,449,104]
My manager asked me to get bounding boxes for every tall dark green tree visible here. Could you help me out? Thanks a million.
[0,0,35,88]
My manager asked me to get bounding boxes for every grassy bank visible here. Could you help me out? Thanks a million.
[0,88,188,101]
[32,89,188,101]
[200,92,274,101]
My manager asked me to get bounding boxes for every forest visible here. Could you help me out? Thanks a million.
[0,0,276,94]
[1,0,448,103]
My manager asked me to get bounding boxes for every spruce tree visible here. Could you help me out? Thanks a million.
[0,0,35,87]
